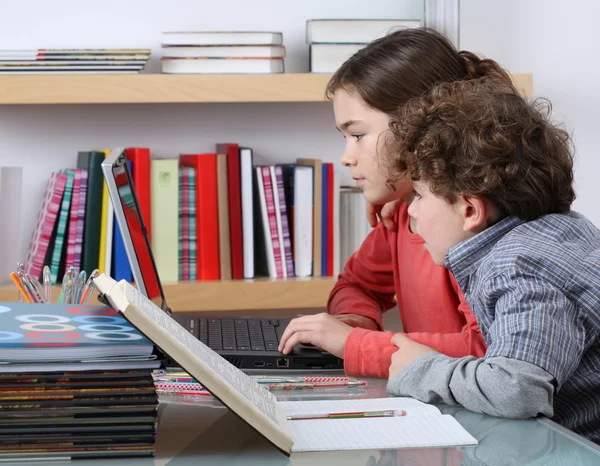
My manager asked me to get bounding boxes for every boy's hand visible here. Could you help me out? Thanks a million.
[278,313,353,358]
[389,334,436,379]
[367,199,402,231]
[333,314,379,330]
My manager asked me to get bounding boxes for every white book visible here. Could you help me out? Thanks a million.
[239,148,254,279]
[0,167,22,285]
[306,19,421,44]
[161,57,284,74]
[310,44,366,73]
[293,166,314,277]
[162,31,283,46]
[93,273,479,454]
[161,46,286,59]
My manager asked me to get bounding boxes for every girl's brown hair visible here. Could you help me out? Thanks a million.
[326,27,513,114]
[385,78,575,221]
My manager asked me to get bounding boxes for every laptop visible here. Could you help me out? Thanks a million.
[101,148,344,371]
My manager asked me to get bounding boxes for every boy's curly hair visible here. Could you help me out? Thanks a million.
[384,78,575,221]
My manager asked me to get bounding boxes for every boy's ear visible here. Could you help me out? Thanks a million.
[457,195,490,233]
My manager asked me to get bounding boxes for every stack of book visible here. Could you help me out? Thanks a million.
[160,31,285,74]
[0,49,151,74]
[307,19,422,73]
[0,303,161,461]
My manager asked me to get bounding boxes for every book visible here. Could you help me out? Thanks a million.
[161,45,286,59]
[0,303,154,362]
[161,32,283,46]
[306,19,421,44]
[92,273,479,454]
[161,57,284,74]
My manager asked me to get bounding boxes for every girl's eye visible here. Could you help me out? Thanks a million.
[352,134,364,141]
[413,191,422,200]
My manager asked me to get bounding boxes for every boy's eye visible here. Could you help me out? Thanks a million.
[352,134,364,141]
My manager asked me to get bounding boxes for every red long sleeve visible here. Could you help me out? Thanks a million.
[331,203,487,378]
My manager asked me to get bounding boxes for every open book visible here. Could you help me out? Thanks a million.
[93,274,477,455]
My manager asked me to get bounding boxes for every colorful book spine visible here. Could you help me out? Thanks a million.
[25,173,67,280]
[275,165,294,277]
[65,169,81,272]
[73,170,88,272]
[50,170,74,283]
[188,166,197,281]
[261,166,283,278]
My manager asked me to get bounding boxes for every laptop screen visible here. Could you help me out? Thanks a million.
[101,148,170,314]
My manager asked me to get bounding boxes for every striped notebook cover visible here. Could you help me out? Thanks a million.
[261,166,283,278]
[25,172,68,280]
[188,167,197,280]
[50,169,74,283]
[73,170,88,272]
[65,169,83,271]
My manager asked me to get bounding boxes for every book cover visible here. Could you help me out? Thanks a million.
[0,303,153,362]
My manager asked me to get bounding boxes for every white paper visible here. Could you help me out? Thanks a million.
[290,415,477,452]
[280,397,441,418]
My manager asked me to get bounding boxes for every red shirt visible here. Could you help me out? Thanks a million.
[328,203,487,378]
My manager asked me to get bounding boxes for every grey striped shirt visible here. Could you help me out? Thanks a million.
[389,212,600,442]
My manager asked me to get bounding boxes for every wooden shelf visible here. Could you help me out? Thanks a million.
[0,73,533,105]
[0,277,336,312]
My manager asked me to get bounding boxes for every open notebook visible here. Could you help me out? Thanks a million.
[93,274,477,455]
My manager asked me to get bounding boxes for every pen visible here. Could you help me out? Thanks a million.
[43,265,52,303]
[80,269,99,304]
[286,409,406,420]
[9,272,32,303]
[266,381,368,391]
[16,271,40,303]
[24,273,47,304]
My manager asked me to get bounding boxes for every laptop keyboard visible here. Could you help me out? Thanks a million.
[196,318,281,352]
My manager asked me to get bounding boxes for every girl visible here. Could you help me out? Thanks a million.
[278,28,512,378]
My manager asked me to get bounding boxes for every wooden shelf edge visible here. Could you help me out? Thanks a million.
[0,73,532,105]
[0,277,336,312]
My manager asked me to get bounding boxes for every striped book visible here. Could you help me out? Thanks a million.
[274,165,294,277]
[261,166,283,278]
[50,170,74,283]
[187,167,197,280]
[178,167,188,281]
[65,169,83,271]
[73,170,88,272]
[25,172,68,280]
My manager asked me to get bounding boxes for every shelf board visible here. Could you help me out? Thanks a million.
[0,73,532,105]
[0,277,336,312]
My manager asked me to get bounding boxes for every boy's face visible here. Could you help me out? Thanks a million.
[407,182,473,266]
[333,88,413,205]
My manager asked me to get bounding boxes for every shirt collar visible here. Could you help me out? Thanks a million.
[445,216,525,291]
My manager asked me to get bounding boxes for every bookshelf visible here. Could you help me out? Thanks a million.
[0,72,532,312]
[0,277,336,312]
[0,73,532,104]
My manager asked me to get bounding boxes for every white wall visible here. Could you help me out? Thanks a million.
[0,0,424,261]
[3,0,598,263]
[460,0,600,226]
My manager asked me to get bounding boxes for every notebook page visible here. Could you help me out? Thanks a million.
[290,415,478,452]
[280,397,441,418]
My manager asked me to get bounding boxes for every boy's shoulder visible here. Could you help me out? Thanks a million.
[487,212,600,281]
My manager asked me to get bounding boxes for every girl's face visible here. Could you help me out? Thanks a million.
[333,88,412,205]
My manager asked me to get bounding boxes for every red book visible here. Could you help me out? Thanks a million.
[216,143,244,280]
[180,153,220,280]
[125,148,152,243]
[327,163,334,277]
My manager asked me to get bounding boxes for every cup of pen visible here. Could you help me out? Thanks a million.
[9,262,100,304]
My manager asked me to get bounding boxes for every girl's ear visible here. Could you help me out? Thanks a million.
[457,195,492,233]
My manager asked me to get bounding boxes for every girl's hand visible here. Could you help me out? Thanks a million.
[366,199,402,231]
[333,313,379,330]
[388,333,435,379]
[278,313,354,359]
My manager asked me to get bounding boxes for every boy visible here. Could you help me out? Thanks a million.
[384,78,600,443]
